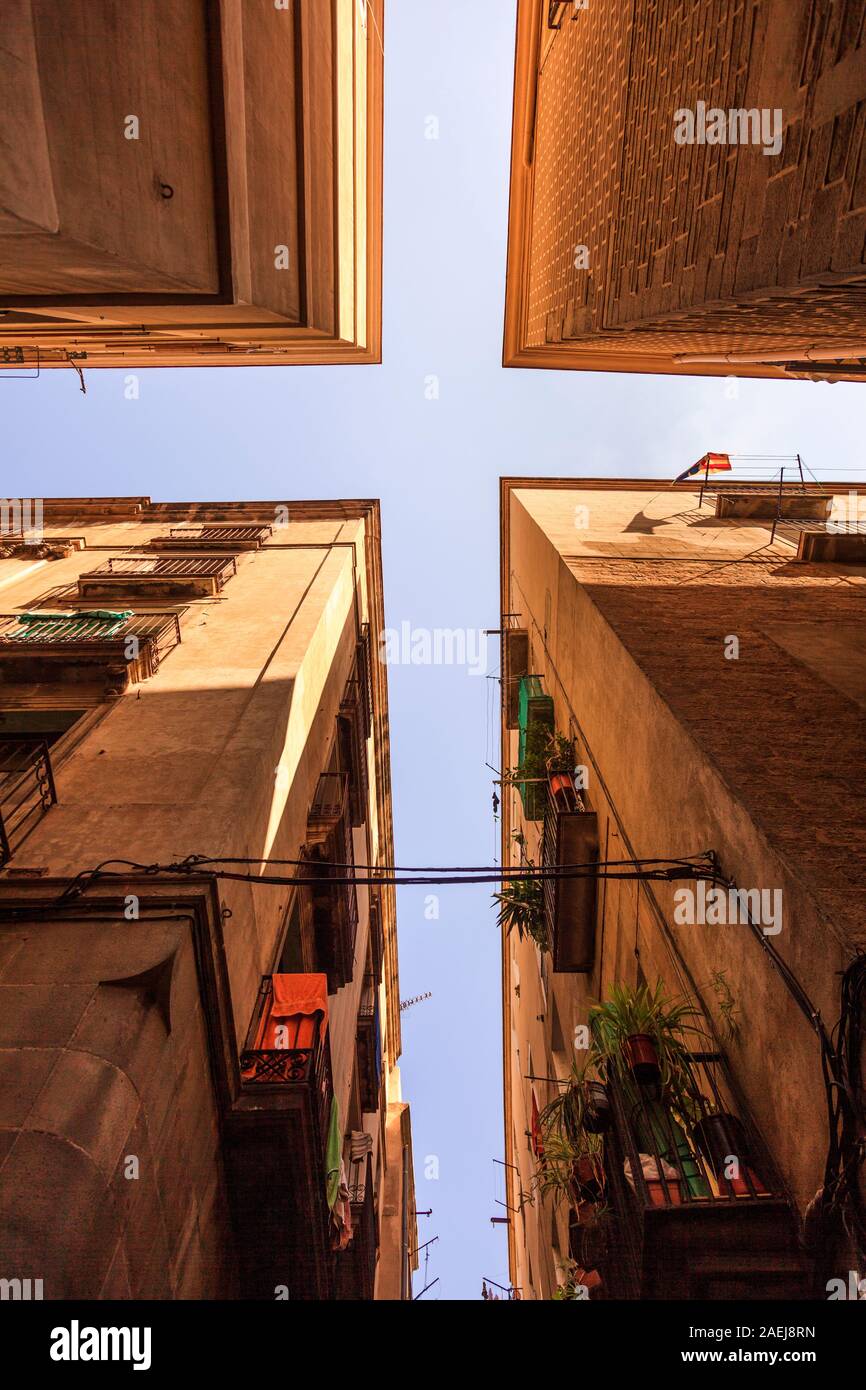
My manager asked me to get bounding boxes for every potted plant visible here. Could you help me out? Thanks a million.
[582,1079,611,1134]
[533,1062,606,1207]
[504,725,575,821]
[493,869,548,952]
[553,1258,603,1300]
[546,731,578,809]
[589,980,702,1091]
[691,1110,770,1197]
[568,1202,611,1270]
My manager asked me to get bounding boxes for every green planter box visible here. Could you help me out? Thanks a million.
[517,675,554,820]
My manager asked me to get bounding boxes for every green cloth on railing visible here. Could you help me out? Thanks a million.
[10,610,133,641]
[326,1097,342,1210]
[636,1097,711,1200]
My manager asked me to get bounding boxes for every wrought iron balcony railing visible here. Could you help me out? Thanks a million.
[596,1050,805,1298]
[541,782,599,972]
[369,889,385,984]
[228,973,336,1299]
[336,1152,377,1300]
[357,624,373,737]
[78,554,237,598]
[239,975,333,1135]
[339,675,369,828]
[0,740,57,866]
[306,772,359,990]
[356,974,381,1114]
[0,611,181,684]
[150,524,272,551]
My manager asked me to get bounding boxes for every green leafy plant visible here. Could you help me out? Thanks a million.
[589,979,704,1095]
[710,969,740,1041]
[545,731,575,774]
[504,727,573,787]
[532,1058,605,1205]
[493,871,548,951]
[552,1259,588,1300]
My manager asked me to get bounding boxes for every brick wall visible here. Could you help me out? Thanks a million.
[523,0,866,369]
[572,553,866,943]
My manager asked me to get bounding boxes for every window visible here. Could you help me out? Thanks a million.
[0,708,85,747]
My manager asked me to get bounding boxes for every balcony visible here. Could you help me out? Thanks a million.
[339,676,369,828]
[0,611,181,689]
[356,975,382,1114]
[239,974,332,1100]
[516,675,554,820]
[789,519,866,564]
[226,973,336,1299]
[305,772,359,990]
[0,741,57,866]
[503,626,530,729]
[713,490,831,521]
[357,624,373,737]
[369,890,385,984]
[335,1152,377,1300]
[541,781,598,972]
[598,1052,806,1299]
[77,554,237,601]
[149,524,272,552]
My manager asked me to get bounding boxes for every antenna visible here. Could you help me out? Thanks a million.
[400,992,432,1012]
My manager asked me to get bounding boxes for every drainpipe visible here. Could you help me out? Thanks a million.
[401,1143,411,1300]
[674,344,866,365]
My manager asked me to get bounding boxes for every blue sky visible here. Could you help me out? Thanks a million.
[4,0,866,1300]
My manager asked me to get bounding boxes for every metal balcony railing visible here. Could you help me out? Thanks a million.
[0,611,181,679]
[369,890,385,984]
[541,782,599,972]
[239,975,333,1134]
[85,555,237,581]
[78,554,237,598]
[357,624,373,737]
[0,740,57,865]
[337,1152,377,1300]
[151,524,272,550]
[306,772,359,990]
[339,677,369,828]
[307,770,350,845]
[356,975,381,1114]
[598,1048,793,1298]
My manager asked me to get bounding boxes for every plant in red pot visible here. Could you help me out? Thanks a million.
[545,731,581,812]
[589,980,702,1092]
[692,1110,770,1197]
[532,1059,606,1209]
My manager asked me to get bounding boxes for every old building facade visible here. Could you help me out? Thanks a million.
[505,1,866,381]
[0,0,383,369]
[0,496,415,1299]
[499,476,866,1298]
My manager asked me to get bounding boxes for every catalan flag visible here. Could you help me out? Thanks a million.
[675,452,732,482]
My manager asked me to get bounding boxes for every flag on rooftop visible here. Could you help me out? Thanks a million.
[675,452,732,482]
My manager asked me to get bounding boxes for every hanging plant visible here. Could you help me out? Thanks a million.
[532,1058,606,1206]
[493,870,548,952]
